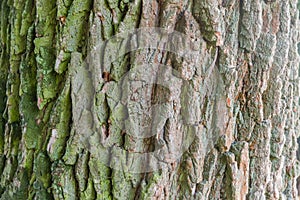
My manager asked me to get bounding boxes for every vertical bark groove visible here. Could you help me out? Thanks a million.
[0,0,299,199]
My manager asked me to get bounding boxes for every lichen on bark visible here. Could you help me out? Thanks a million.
[0,0,299,199]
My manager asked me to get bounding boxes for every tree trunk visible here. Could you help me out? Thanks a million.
[0,0,300,199]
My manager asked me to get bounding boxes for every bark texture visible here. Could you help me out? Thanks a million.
[0,0,300,199]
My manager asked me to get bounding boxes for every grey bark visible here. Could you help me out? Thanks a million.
[0,0,299,199]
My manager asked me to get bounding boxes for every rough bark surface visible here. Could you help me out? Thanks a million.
[0,0,300,199]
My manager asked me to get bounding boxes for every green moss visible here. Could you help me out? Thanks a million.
[0,45,9,156]
[118,0,142,32]
[0,0,9,47]
[0,156,18,186]
[55,0,92,74]
[80,177,96,200]
[89,157,113,199]
[57,0,73,18]
[41,102,55,124]
[64,13,89,52]
[62,128,81,165]
[20,0,35,36]
[34,152,52,189]
[47,77,71,161]
[23,150,34,175]
[8,168,30,200]
[10,0,26,54]
[75,151,89,192]
[94,0,114,39]
[34,0,59,110]
[54,51,71,74]
[7,17,23,122]
[7,96,20,123]
[20,26,43,150]
[52,162,77,200]
[35,45,61,109]
[0,156,6,181]
[112,169,139,200]
[140,172,162,199]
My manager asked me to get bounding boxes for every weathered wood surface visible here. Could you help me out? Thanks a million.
[0,0,299,199]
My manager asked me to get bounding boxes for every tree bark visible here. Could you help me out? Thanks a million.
[0,0,300,199]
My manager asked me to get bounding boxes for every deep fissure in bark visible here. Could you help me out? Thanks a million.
[0,0,299,199]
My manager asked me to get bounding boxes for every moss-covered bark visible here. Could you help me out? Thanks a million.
[0,0,299,199]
